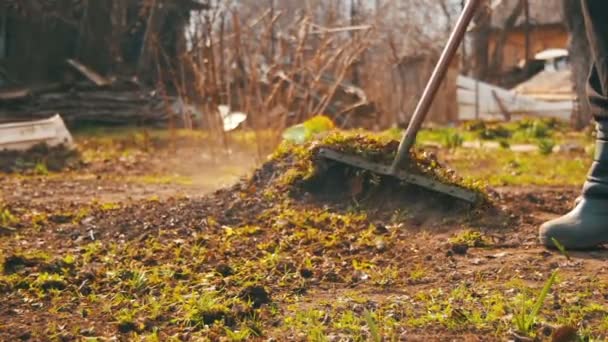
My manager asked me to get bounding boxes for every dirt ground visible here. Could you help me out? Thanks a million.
[0,133,259,204]
[1,132,607,341]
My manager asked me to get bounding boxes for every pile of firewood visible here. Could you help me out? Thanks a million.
[0,83,167,126]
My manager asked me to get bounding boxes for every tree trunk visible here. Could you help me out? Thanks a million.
[563,0,592,129]
[471,0,491,80]
[488,0,524,82]
[350,0,360,86]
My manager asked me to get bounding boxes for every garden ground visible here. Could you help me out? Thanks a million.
[1,122,607,341]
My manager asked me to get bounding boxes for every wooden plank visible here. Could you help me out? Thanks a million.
[0,87,30,101]
[492,90,512,121]
[66,59,111,87]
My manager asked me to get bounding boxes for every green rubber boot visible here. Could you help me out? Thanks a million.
[540,121,608,249]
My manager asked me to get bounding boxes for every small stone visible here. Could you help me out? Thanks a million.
[374,223,389,235]
[450,243,469,256]
[299,268,314,279]
[375,238,387,252]
[470,258,484,265]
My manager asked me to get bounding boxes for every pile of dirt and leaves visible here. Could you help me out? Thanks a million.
[1,133,607,341]
[0,143,81,174]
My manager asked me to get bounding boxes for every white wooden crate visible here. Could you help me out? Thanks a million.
[0,114,73,151]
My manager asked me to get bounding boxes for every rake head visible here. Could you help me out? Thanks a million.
[317,148,479,204]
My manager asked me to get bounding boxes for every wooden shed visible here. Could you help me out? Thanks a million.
[489,0,567,74]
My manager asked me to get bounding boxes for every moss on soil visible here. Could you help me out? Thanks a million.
[267,132,490,206]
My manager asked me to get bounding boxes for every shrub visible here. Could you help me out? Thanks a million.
[441,131,464,149]
[537,139,555,155]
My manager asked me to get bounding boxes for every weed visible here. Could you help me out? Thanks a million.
[244,313,264,337]
[237,225,262,237]
[333,310,363,336]
[30,212,48,230]
[449,230,487,247]
[33,273,67,292]
[62,254,77,266]
[364,311,381,342]
[125,270,149,293]
[0,205,17,227]
[308,328,329,342]
[513,270,559,335]
[285,309,327,340]
[116,308,139,333]
[224,326,255,341]
[82,242,103,263]
[182,291,232,328]
[34,162,49,175]
[73,207,92,223]
[523,120,551,139]
[441,131,464,149]
[551,238,571,261]
[408,264,427,282]
[142,329,161,342]
[99,202,121,211]
[352,260,375,272]
[478,126,511,140]
[537,139,556,155]
[372,266,399,287]
[463,120,487,132]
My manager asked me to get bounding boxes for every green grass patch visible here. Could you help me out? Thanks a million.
[442,148,589,186]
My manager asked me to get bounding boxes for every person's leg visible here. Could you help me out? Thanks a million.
[583,0,608,117]
[540,0,608,249]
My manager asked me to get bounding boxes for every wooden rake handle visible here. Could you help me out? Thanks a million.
[391,0,482,173]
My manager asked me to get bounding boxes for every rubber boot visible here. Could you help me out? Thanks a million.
[539,121,608,249]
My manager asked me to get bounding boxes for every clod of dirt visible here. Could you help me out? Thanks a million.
[299,268,314,279]
[215,264,234,277]
[551,326,579,342]
[41,259,75,274]
[117,321,138,334]
[239,285,271,309]
[2,255,41,274]
[17,332,32,341]
[449,243,469,256]
[49,213,74,224]
[38,278,67,291]
[0,143,80,173]
[172,269,190,280]
[200,309,231,326]
[539,325,554,337]
[374,223,390,235]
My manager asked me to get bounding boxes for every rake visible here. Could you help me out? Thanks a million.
[318,0,482,203]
